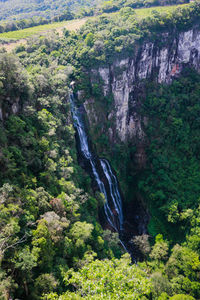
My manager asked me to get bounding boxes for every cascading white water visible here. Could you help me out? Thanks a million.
[100,159,123,230]
[70,94,124,233]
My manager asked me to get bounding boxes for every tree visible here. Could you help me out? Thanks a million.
[47,254,152,299]
[32,219,55,271]
[0,183,22,263]
[150,235,169,263]
[34,273,58,298]
[170,295,195,300]
[85,33,94,47]
[70,221,94,248]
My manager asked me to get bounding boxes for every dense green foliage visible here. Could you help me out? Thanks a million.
[46,254,152,299]
[0,50,123,299]
[139,70,200,241]
[46,231,200,299]
[1,1,200,299]
[0,0,101,21]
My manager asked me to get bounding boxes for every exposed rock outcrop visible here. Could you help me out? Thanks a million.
[84,27,200,143]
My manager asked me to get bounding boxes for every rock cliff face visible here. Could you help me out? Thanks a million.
[83,27,200,143]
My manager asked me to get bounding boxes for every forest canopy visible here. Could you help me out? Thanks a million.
[0,1,200,299]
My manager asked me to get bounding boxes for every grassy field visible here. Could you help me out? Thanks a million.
[0,18,87,40]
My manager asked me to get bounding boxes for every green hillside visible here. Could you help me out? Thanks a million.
[0,0,102,21]
[0,1,200,299]
[0,4,187,42]
[0,0,188,22]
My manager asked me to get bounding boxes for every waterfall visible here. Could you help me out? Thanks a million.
[100,159,123,230]
[70,94,124,235]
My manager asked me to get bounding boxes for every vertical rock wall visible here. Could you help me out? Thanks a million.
[84,28,200,143]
